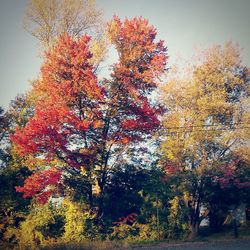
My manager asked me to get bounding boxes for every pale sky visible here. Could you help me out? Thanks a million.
[0,0,250,108]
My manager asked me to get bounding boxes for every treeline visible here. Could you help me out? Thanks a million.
[0,0,250,249]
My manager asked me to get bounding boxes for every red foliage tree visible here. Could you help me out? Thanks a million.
[12,17,167,209]
[15,167,62,204]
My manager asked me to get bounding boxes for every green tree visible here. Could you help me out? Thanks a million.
[0,96,34,242]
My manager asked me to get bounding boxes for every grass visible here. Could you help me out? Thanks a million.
[197,223,250,241]
[1,224,250,250]
[42,240,131,250]
[128,223,250,249]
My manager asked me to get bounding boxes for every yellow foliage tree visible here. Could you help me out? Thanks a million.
[24,0,104,48]
[4,199,98,248]
[160,42,249,238]
[4,203,59,249]
[61,199,97,242]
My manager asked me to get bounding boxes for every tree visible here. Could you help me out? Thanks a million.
[24,0,104,48]
[160,42,249,238]
[0,95,35,174]
[0,97,34,241]
[12,17,167,218]
[203,157,250,232]
[0,107,11,168]
[24,0,107,70]
[104,163,168,223]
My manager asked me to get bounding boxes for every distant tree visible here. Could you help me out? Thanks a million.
[24,0,104,48]
[0,107,11,168]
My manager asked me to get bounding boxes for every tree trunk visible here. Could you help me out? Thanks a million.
[209,205,227,233]
[233,206,238,238]
[97,179,105,217]
[187,198,201,239]
[88,183,93,208]
[189,223,199,239]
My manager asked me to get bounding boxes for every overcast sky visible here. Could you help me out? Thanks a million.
[0,0,250,108]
